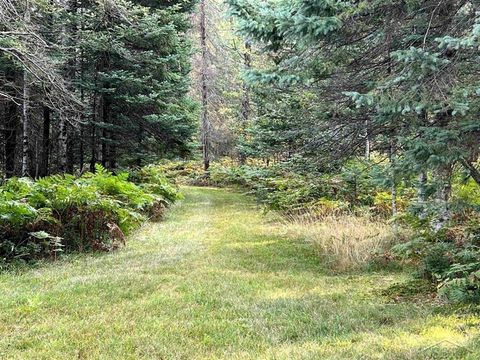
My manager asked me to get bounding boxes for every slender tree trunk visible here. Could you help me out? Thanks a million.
[101,95,110,168]
[66,124,75,173]
[437,166,452,207]
[101,129,107,167]
[90,94,97,172]
[21,70,30,177]
[79,40,85,173]
[20,1,31,177]
[58,116,68,173]
[431,165,452,231]
[239,41,252,164]
[34,138,39,178]
[79,126,84,172]
[417,171,427,218]
[200,0,210,172]
[109,114,116,170]
[90,61,99,173]
[90,124,97,172]
[109,136,116,170]
[365,120,371,161]
[40,106,51,177]
[389,139,397,217]
[4,100,17,178]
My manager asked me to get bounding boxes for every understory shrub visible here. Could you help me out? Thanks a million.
[154,160,204,185]
[393,207,480,303]
[198,159,411,217]
[0,165,180,265]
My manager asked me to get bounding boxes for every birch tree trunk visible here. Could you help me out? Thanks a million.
[4,74,18,178]
[200,0,210,172]
[21,64,30,177]
[365,120,371,161]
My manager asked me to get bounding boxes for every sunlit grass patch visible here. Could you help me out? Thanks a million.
[0,187,478,359]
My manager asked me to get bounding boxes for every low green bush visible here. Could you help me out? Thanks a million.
[393,210,480,303]
[203,160,389,215]
[0,165,180,265]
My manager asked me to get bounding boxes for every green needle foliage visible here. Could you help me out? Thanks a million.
[225,0,480,302]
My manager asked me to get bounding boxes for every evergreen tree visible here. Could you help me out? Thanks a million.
[0,0,197,177]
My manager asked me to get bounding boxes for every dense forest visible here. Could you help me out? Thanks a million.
[1,0,480,358]
[1,0,196,177]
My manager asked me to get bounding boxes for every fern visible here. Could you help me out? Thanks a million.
[0,165,180,264]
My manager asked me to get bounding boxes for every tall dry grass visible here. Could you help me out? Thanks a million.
[282,212,409,272]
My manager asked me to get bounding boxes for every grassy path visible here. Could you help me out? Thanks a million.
[0,187,479,359]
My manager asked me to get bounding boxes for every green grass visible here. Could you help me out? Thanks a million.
[0,187,479,359]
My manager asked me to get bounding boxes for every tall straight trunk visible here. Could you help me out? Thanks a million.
[79,126,84,172]
[389,139,397,217]
[435,110,453,214]
[58,116,67,173]
[109,138,116,170]
[90,94,97,172]
[90,61,100,173]
[101,94,110,167]
[21,70,30,177]
[58,0,69,174]
[20,3,31,177]
[101,127,107,167]
[58,0,79,175]
[417,171,427,207]
[66,124,75,173]
[239,41,252,164]
[200,0,210,172]
[109,116,116,170]
[431,165,453,231]
[90,124,97,172]
[79,41,85,173]
[34,138,39,178]
[40,106,51,177]
[4,100,17,178]
[365,120,371,161]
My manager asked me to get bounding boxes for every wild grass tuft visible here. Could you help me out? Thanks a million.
[282,212,410,272]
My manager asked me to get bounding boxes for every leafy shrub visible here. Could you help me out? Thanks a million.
[129,164,183,203]
[154,160,203,184]
[372,191,412,218]
[0,165,180,265]
[151,160,394,220]
[393,211,480,303]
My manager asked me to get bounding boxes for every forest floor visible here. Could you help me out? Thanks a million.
[1,187,479,359]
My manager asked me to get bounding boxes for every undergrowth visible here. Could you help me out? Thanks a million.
[0,164,180,266]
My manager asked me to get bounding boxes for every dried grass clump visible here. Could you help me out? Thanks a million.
[283,213,409,271]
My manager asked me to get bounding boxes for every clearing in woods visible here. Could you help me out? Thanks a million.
[0,187,479,359]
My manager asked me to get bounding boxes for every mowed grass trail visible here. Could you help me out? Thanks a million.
[1,187,479,359]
